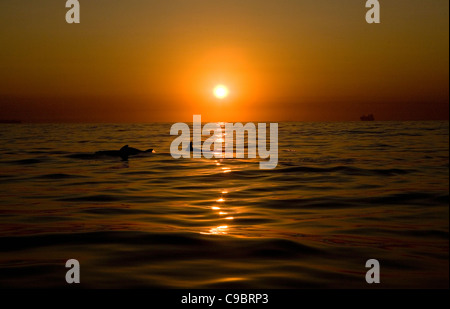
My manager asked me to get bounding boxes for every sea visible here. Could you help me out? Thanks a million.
[0,121,448,288]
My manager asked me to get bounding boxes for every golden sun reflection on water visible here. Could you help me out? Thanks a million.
[201,124,236,236]
[201,225,229,235]
[209,277,247,285]
[214,152,226,159]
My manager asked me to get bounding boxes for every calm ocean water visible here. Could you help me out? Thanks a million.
[0,121,448,288]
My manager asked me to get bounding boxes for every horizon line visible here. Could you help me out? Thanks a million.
[1,119,449,125]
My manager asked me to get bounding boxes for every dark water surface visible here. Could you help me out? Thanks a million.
[0,122,448,288]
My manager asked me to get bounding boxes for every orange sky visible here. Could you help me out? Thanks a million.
[0,0,448,122]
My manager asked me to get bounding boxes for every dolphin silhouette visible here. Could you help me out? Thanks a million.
[187,141,203,153]
[96,145,153,161]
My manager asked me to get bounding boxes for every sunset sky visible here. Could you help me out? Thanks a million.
[0,0,448,122]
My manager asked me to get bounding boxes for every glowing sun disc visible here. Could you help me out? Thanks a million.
[214,85,229,99]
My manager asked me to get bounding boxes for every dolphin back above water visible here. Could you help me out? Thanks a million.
[95,145,153,160]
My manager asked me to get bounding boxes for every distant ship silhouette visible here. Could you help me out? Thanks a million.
[360,114,375,121]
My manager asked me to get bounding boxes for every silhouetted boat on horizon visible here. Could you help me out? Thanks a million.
[360,114,375,121]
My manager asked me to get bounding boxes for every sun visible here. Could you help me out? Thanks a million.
[213,85,229,99]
